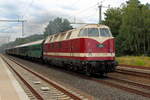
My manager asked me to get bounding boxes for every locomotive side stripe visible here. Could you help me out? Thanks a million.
[43,52,115,57]
[44,55,114,61]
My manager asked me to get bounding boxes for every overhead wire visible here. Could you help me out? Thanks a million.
[83,8,99,23]
[75,3,98,15]
[85,8,98,18]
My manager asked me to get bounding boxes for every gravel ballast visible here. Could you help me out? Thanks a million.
[7,55,150,100]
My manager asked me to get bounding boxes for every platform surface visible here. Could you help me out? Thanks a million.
[0,56,29,100]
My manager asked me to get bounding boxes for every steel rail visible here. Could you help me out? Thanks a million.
[116,69,150,79]
[37,62,150,98]
[4,55,150,98]
[92,77,150,98]
[119,64,150,70]
[1,56,44,100]
[108,76,150,90]
[4,55,88,100]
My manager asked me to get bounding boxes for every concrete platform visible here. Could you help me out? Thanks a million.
[0,57,29,100]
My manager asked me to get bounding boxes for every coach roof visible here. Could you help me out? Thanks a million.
[15,39,43,48]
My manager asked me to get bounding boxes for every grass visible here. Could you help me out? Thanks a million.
[116,56,150,67]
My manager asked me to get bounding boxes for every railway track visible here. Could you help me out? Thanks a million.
[36,61,150,99]
[3,55,150,99]
[119,64,150,70]
[70,71,150,98]
[116,68,150,79]
[91,77,150,98]
[45,64,150,98]
[1,55,92,100]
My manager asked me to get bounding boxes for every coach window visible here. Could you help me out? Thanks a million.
[79,28,88,36]
[88,28,99,37]
[66,31,72,39]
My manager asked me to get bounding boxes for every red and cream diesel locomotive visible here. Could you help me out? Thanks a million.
[43,24,116,75]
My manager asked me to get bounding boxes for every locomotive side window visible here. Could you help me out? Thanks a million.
[54,34,59,41]
[60,32,66,40]
[66,31,72,39]
[88,28,99,37]
[49,37,53,42]
[50,36,54,42]
[79,28,88,36]
[99,28,112,37]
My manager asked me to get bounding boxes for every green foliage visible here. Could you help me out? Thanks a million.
[116,56,150,67]
[15,34,44,45]
[103,0,150,56]
[44,17,73,37]
[103,8,122,37]
[119,0,142,55]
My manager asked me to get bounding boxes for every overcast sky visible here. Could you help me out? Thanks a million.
[0,0,149,44]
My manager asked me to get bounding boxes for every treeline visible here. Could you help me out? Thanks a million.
[44,17,73,37]
[103,0,150,56]
[0,34,44,52]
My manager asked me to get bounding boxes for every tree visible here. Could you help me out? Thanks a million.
[44,17,73,37]
[103,8,122,37]
[103,0,150,56]
[141,4,150,55]
[118,0,141,55]
[117,0,150,56]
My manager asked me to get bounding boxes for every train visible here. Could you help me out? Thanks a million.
[6,24,117,76]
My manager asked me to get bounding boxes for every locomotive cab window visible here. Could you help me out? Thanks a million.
[60,32,66,40]
[99,28,112,37]
[79,28,99,37]
[66,31,72,39]
[88,28,99,37]
[54,34,59,41]
[79,28,88,36]
[50,36,54,42]
[49,37,53,42]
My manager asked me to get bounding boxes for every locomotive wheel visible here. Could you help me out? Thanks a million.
[66,64,70,71]
[85,65,92,76]
[73,66,78,71]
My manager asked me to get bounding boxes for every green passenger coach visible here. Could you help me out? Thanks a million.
[8,40,44,59]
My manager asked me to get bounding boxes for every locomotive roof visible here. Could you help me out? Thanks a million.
[15,39,43,48]
[46,24,109,36]
[44,24,110,43]
[80,24,109,29]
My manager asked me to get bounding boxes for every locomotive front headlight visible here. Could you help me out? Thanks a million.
[97,44,105,48]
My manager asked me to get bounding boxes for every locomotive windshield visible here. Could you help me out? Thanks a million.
[79,28,88,36]
[79,28,99,37]
[99,28,112,37]
[88,28,99,36]
[79,28,112,37]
